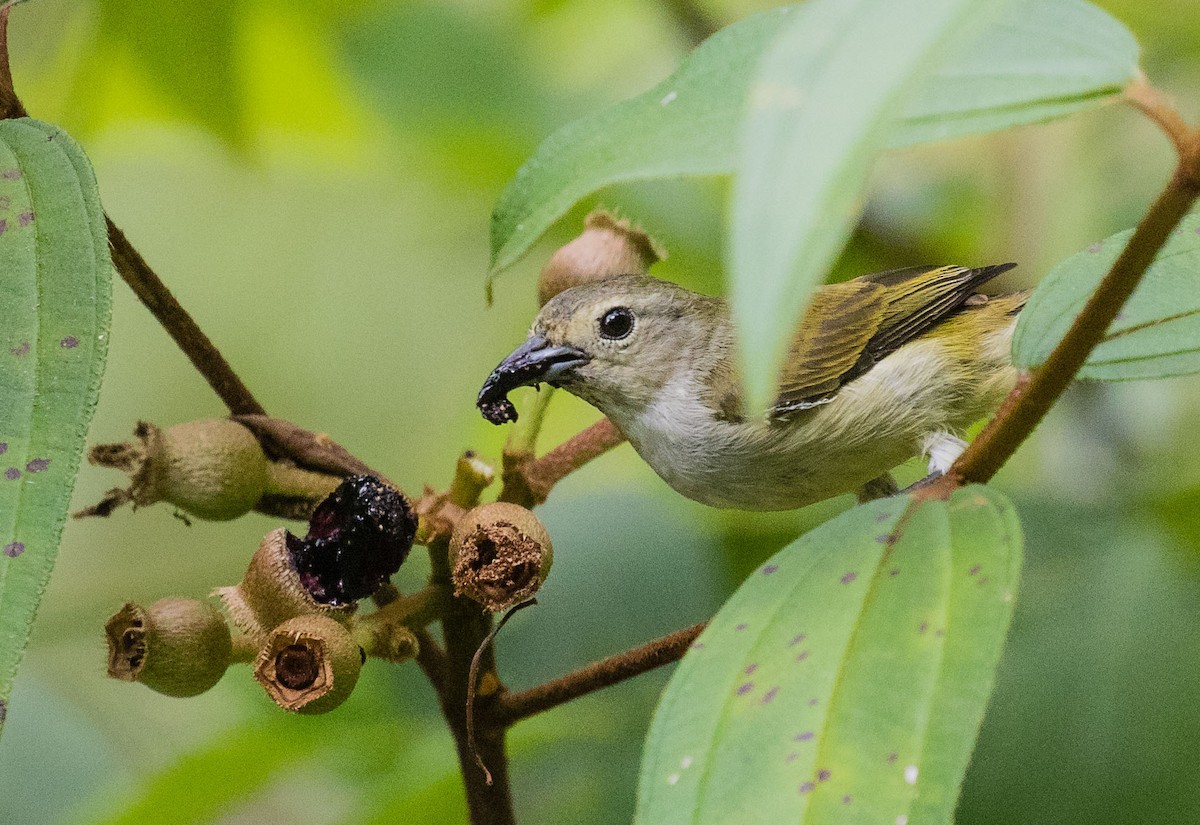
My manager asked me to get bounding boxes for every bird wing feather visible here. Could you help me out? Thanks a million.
[771,263,1016,416]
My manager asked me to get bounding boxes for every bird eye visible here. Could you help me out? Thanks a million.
[598,307,635,340]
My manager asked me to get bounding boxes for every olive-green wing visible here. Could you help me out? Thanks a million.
[772,280,889,414]
[772,263,1016,416]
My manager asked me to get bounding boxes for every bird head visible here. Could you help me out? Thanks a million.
[478,275,717,422]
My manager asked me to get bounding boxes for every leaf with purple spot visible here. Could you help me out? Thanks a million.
[0,118,111,740]
[637,487,1022,825]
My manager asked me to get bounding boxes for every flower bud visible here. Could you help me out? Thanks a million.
[216,476,416,641]
[537,210,664,306]
[255,615,363,714]
[104,598,232,697]
[449,502,553,611]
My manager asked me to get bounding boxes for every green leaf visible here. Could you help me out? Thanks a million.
[1013,212,1200,380]
[730,0,1006,409]
[488,0,1139,281]
[0,118,111,737]
[637,487,1022,825]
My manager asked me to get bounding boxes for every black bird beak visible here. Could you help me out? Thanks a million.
[477,334,589,424]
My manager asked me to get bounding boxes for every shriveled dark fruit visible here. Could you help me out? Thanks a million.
[286,475,416,606]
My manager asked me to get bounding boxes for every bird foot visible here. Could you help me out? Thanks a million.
[856,473,900,504]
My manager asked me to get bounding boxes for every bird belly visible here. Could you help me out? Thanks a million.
[619,334,1016,511]
[623,411,912,511]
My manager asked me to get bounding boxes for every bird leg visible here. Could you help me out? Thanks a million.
[856,473,899,503]
[921,432,968,476]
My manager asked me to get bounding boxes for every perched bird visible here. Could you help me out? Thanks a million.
[478,265,1026,511]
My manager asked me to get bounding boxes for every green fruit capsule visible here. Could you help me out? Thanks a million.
[105,598,232,697]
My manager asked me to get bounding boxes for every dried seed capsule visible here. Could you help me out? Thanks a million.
[449,502,553,611]
[254,615,363,714]
[104,598,232,697]
[79,419,340,521]
[537,210,664,306]
[215,527,355,643]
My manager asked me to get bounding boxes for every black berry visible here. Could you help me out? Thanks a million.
[286,475,416,606]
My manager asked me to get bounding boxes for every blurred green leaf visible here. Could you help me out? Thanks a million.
[0,118,110,739]
[95,0,246,148]
[488,0,1139,284]
[338,4,559,185]
[730,0,1005,409]
[86,721,334,825]
[959,494,1200,825]
[1013,211,1200,380]
[637,488,1021,825]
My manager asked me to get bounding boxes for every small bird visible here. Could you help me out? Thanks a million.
[478,265,1026,511]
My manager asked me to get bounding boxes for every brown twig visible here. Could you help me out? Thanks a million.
[107,219,267,416]
[466,599,536,784]
[499,417,625,507]
[432,535,515,825]
[425,456,516,825]
[1125,73,1198,162]
[233,414,382,479]
[1,5,263,418]
[0,4,27,120]
[413,626,448,688]
[489,622,706,727]
[939,82,1200,490]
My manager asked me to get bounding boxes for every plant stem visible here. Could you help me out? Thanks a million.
[429,535,515,825]
[234,414,384,480]
[106,219,267,416]
[499,417,626,507]
[490,622,705,727]
[1,9,265,418]
[230,634,258,664]
[421,454,516,824]
[0,5,26,120]
[504,388,556,457]
[360,585,450,633]
[945,96,1200,488]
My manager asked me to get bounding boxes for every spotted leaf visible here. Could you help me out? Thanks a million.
[1014,212,1200,380]
[0,119,111,737]
[637,487,1022,824]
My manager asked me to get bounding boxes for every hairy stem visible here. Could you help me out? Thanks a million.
[423,455,515,824]
[945,106,1200,488]
[499,417,626,507]
[234,414,384,480]
[490,622,705,727]
[106,219,267,416]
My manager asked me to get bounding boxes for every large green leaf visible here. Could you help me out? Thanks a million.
[488,0,1138,279]
[730,0,1006,409]
[0,118,111,736]
[637,487,1022,825]
[1013,212,1200,380]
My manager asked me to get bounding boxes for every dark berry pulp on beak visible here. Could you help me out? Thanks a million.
[477,334,588,425]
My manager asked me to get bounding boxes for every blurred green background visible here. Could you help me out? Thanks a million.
[2,0,1200,822]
